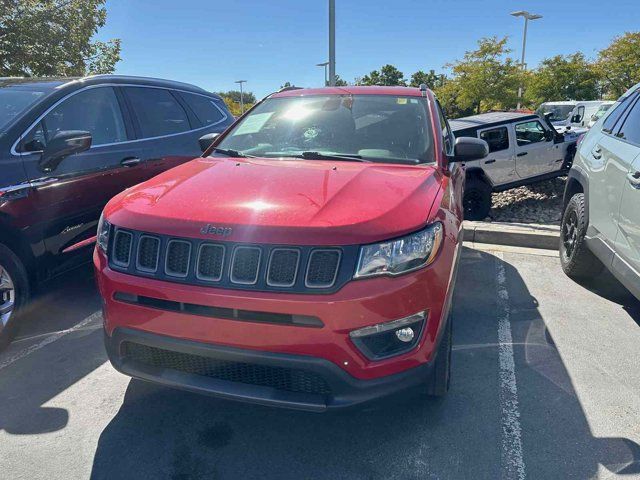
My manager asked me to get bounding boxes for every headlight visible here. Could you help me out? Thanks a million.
[97,213,111,254]
[354,222,443,278]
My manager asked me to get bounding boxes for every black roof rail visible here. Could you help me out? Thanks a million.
[278,85,304,93]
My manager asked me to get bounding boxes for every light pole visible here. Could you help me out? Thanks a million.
[316,62,329,86]
[328,0,336,86]
[234,80,247,114]
[511,10,542,110]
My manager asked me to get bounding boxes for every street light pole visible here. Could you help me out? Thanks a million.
[316,62,329,86]
[235,80,247,114]
[511,10,542,110]
[328,0,336,86]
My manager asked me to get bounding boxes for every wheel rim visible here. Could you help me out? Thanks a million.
[562,210,579,258]
[0,264,15,330]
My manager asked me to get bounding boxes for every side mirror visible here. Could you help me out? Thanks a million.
[450,137,489,163]
[544,129,555,141]
[571,114,582,123]
[199,132,220,153]
[39,130,92,173]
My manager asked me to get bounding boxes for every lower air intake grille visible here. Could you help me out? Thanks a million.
[123,342,332,396]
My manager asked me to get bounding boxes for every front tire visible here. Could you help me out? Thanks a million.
[463,177,492,221]
[0,243,30,351]
[427,314,452,397]
[560,193,603,279]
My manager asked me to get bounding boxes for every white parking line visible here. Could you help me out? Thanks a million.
[495,252,526,480]
[0,311,102,371]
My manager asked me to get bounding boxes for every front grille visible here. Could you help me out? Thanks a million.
[123,342,332,396]
[108,228,349,293]
[306,250,341,288]
[231,247,261,284]
[113,230,133,266]
[166,240,191,277]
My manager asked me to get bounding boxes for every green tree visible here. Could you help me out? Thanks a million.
[445,37,521,114]
[334,74,348,86]
[218,90,257,104]
[524,53,600,105]
[359,64,406,86]
[0,0,121,77]
[597,32,640,98]
[410,69,446,89]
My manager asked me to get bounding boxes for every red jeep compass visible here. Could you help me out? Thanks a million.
[94,86,488,411]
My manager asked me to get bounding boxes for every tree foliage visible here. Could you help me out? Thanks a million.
[410,69,446,89]
[358,64,406,86]
[597,32,640,98]
[0,0,121,77]
[524,53,600,105]
[218,90,257,104]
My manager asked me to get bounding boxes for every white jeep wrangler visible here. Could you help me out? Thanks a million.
[450,111,582,220]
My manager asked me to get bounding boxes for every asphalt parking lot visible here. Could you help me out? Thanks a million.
[1,245,639,480]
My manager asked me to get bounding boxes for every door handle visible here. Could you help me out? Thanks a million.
[484,159,496,164]
[627,171,640,188]
[121,157,141,167]
[516,152,528,157]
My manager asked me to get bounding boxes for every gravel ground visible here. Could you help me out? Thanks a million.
[487,177,566,225]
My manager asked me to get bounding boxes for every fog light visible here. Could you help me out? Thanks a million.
[395,327,415,343]
[349,311,427,360]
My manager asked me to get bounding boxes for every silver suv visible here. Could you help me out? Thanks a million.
[561,82,640,299]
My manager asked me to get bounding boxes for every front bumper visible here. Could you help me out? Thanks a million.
[105,327,434,412]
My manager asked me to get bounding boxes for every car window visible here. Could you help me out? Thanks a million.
[125,87,190,138]
[603,93,638,134]
[576,106,585,121]
[617,97,640,145]
[515,120,546,146]
[20,87,127,152]
[479,127,509,153]
[181,92,227,126]
[0,88,46,131]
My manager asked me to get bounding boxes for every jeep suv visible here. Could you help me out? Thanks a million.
[94,86,488,410]
[0,75,233,348]
[450,111,580,220]
[560,82,640,299]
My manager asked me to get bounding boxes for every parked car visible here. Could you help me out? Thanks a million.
[94,85,489,410]
[536,100,606,129]
[450,111,580,220]
[0,75,234,348]
[560,82,640,299]
[587,101,615,128]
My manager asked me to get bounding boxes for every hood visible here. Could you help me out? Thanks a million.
[105,157,443,245]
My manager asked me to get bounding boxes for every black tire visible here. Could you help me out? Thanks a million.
[559,193,603,279]
[0,243,30,351]
[427,314,452,397]
[463,177,492,221]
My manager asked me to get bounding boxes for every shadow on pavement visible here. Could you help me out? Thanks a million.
[89,248,640,479]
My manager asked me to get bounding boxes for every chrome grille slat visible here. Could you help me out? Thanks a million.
[165,240,191,277]
[136,235,160,272]
[196,243,225,281]
[267,248,300,287]
[113,230,133,267]
[230,246,261,285]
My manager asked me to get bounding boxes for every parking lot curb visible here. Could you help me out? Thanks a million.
[463,221,560,250]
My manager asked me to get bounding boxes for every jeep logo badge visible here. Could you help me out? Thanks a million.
[201,224,232,237]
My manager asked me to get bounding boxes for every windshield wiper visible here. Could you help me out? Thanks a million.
[213,148,252,158]
[296,151,370,162]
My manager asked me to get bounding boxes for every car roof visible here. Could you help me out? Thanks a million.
[271,86,427,98]
[0,74,219,98]
[449,111,538,132]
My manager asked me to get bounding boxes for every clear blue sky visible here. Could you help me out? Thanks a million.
[97,0,640,98]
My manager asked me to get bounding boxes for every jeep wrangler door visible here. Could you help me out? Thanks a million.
[477,125,516,185]
[514,119,563,178]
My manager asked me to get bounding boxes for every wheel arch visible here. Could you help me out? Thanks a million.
[563,167,589,225]
[0,216,36,283]
[464,167,493,189]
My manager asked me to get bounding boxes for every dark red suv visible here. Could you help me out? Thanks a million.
[0,75,233,348]
[95,86,488,410]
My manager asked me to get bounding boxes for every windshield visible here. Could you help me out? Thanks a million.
[593,104,612,120]
[0,88,46,131]
[213,94,434,164]
[536,103,575,122]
